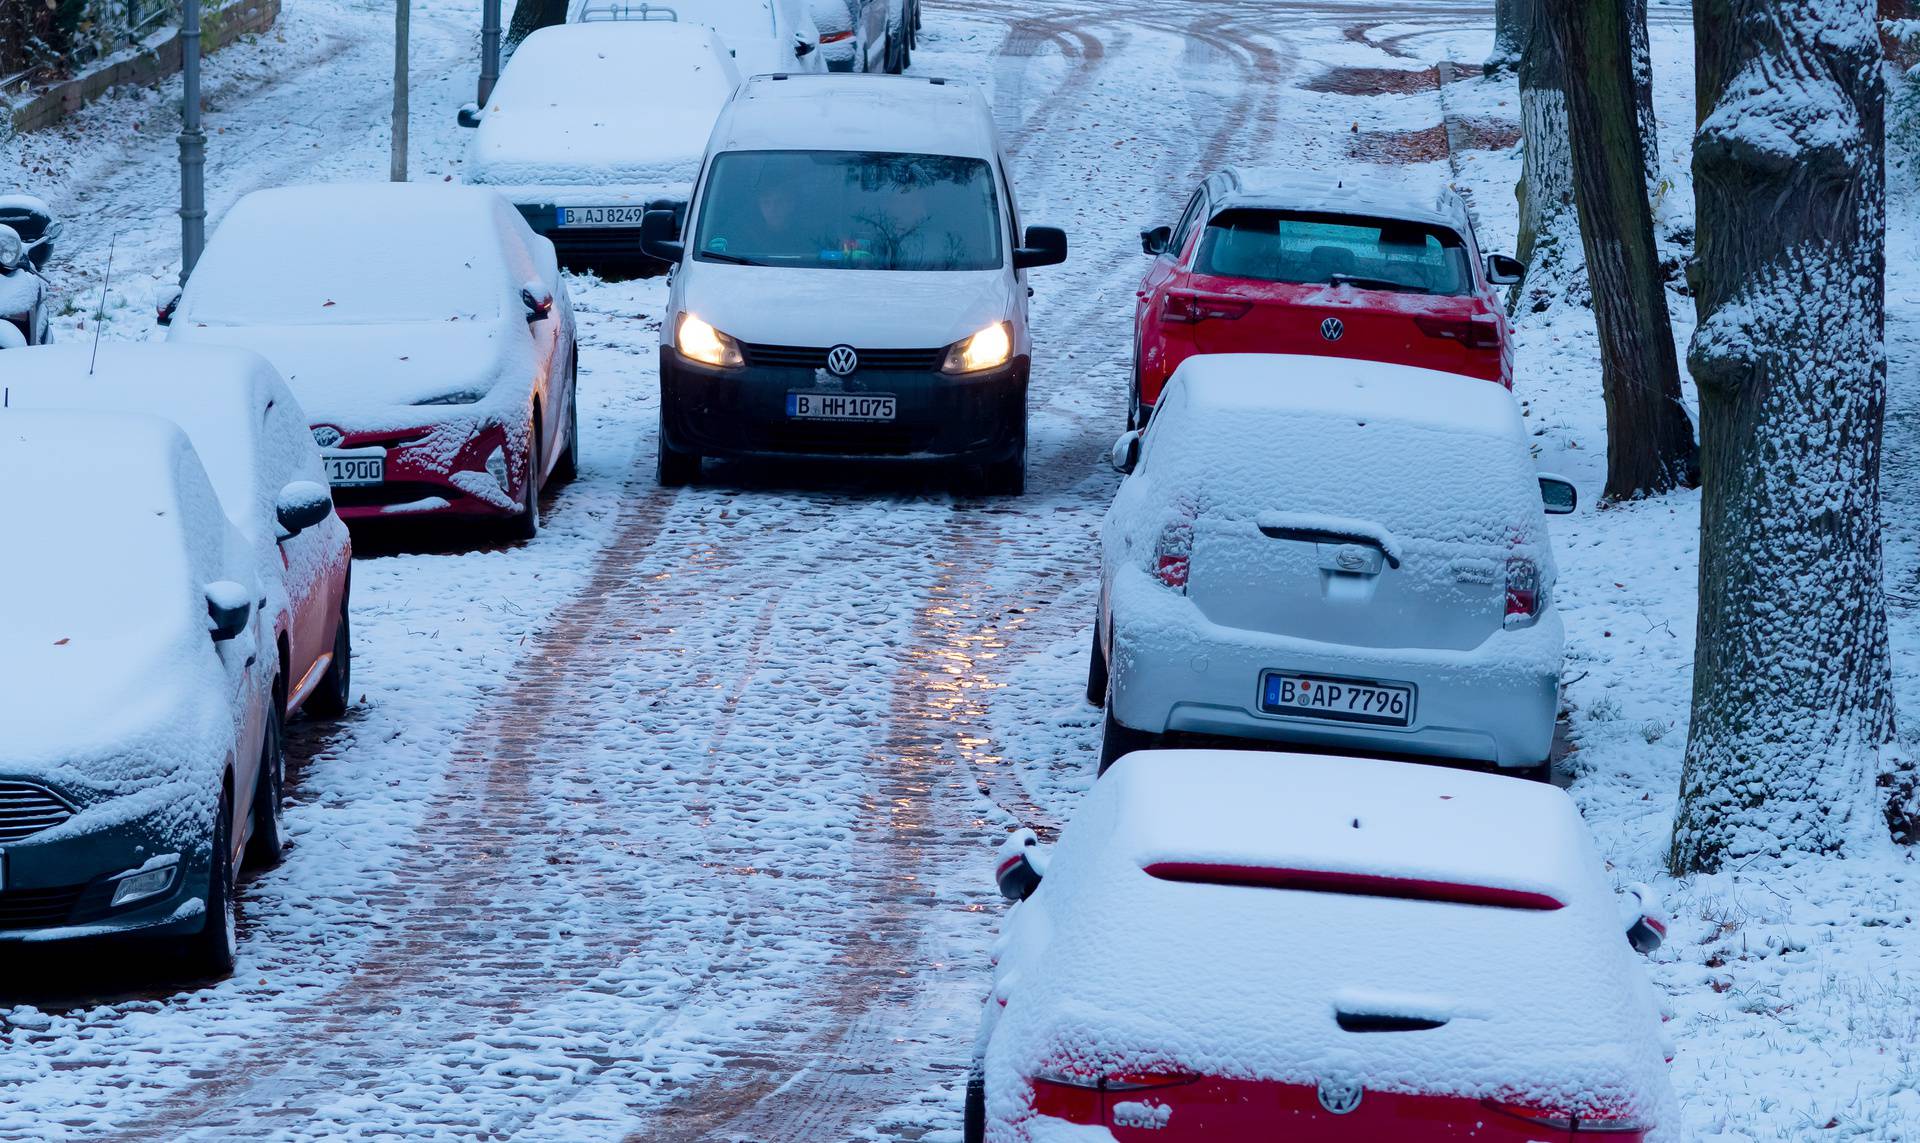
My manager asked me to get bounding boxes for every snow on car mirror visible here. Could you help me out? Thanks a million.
[1110,431,1143,475]
[457,102,483,128]
[205,581,253,642]
[794,32,817,55]
[1539,474,1578,515]
[153,283,183,326]
[276,481,335,540]
[521,281,554,323]
[1621,882,1668,956]
[995,827,1049,902]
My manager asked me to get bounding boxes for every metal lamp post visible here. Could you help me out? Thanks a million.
[178,0,205,284]
[480,0,501,105]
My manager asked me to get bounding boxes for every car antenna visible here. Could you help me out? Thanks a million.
[89,233,116,376]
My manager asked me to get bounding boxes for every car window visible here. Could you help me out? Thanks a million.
[1167,190,1207,259]
[659,0,776,37]
[693,150,1004,271]
[1195,209,1472,295]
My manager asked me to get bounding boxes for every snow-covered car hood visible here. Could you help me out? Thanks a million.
[679,263,1016,349]
[173,319,531,429]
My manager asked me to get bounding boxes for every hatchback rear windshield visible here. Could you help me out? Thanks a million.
[1195,209,1472,296]
[1145,862,1565,911]
[693,150,1004,271]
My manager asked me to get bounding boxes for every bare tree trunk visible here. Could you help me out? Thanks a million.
[1672,0,1907,871]
[1488,0,1534,75]
[1514,0,1584,313]
[391,0,409,183]
[1552,0,1698,501]
[1628,0,1661,188]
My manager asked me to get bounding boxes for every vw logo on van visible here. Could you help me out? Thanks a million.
[1319,317,1345,343]
[826,344,860,377]
[312,425,345,448]
[1316,1078,1363,1115]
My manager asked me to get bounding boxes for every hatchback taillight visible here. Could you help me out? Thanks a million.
[1030,1067,1197,1126]
[1161,291,1251,323]
[1414,313,1502,349]
[1504,555,1541,628]
[1485,1099,1651,1134]
[1154,520,1193,591]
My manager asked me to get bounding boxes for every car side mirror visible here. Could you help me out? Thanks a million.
[794,34,817,56]
[521,281,555,324]
[1013,225,1068,270]
[155,283,183,327]
[640,208,685,265]
[1140,225,1172,256]
[1539,474,1577,515]
[0,225,21,272]
[457,102,483,128]
[1621,882,1667,955]
[206,581,253,642]
[276,481,334,540]
[1486,253,1525,285]
[1109,430,1143,475]
[995,828,1048,902]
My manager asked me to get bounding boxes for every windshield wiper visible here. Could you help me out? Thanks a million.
[697,250,764,266]
[1328,274,1430,294]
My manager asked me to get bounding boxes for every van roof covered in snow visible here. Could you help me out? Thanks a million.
[1219,167,1475,234]
[712,74,999,160]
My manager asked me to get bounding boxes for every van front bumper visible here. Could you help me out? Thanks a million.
[660,347,1028,465]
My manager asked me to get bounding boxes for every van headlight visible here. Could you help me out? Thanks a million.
[677,313,744,369]
[941,321,1014,374]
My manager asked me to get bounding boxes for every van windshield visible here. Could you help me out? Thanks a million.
[1195,209,1472,296]
[692,150,1004,271]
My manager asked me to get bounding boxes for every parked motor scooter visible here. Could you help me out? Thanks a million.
[0,222,51,349]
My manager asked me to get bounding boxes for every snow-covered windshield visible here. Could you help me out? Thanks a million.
[1196,209,1471,295]
[693,150,1004,271]
[668,0,776,40]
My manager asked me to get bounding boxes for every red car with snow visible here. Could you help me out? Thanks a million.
[1129,169,1524,428]
[970,750,1675,1143]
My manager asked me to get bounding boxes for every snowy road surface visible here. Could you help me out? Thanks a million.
[4,0,1918,1139]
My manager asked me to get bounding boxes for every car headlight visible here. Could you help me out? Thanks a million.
[941,321,1013,374]
[677,313,744,369]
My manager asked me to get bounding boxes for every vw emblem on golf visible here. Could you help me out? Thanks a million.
[311,425,344,448]
[1319,317,1345,343]
[826,344,860,377]
[1316,1078,1363,1115]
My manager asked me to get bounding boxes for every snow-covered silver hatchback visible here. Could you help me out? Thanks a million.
[1091,354,1575,775]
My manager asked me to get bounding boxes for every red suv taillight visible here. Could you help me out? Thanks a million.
[1154,520,1193,591]
[1031,1067,1197,1126]
[1485,1099,1651,1135]
[1504,554,1541,628]
[1414,313,1503,349]
[1161,291,1251,323]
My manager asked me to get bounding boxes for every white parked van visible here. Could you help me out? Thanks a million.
[640,73,1068,493]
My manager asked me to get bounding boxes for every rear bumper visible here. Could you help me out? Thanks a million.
[660,347,1028,464]
[1106,570,1562,768]
[0,786,215,944]
[323,421,527,523]
[514,201,679,263]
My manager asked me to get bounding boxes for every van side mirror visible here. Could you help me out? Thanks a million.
[1622,883,1667,955]
[1486,253,1525,285]
[1539,474,1577,515]
[1013,225,1068,270]
[640,208,685,265]
[276,481,334,540]
[1109,430,1143,475]
[1140,225,1172,256]
[457,102,483,128]
[995,828,1048,902]
[206,582,253,642]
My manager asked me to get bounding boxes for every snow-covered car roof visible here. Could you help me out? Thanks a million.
[468,22,740,193]
[987,750,1673,1128]
[0,410,247,793]
[2,344,307,541]
[1166,352,1521,436]
[1218,167,1475,235]
[711,75,999,160]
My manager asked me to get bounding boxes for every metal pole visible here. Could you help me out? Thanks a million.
[178,0,205,283]
[391,0,409,182]
[479,0,501,105]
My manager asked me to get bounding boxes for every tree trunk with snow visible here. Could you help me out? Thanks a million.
[1629,0,1661,189]
[1488,0,1534,75]
[1671,0,1911,870]
[1513,0,1583,314]
[1552,0,1698,500]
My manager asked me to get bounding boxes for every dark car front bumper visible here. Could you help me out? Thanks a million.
[0,783,215,943]
[660,347,1028,465]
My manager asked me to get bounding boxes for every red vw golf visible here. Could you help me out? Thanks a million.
[1130,169,1523,427]
[970,751,1676,1142]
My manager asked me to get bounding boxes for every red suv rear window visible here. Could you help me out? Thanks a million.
[1143,862,1565,911]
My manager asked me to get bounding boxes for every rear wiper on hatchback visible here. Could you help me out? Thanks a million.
[1257,519,1402,569]
[1328,274,1429,295]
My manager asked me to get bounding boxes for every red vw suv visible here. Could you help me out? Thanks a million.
[1130,169,1524,427]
